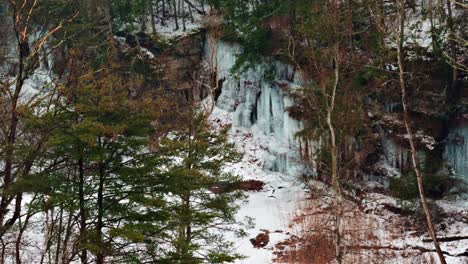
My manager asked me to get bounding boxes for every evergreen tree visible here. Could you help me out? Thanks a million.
[152,112,246,263]
[34,45,247,263]
[43,50,169,263]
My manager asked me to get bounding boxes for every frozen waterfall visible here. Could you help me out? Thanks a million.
[205,37,312,176]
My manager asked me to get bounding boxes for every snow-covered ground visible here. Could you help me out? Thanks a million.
[209,106,309,263]
[209,105,468,264]
[361,192,468,264]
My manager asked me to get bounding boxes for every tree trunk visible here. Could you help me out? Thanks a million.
[396,2,446,263]
[179,0,186,31]
[151,1,157,34]
[60,212,74,264]
[162,0,166,24]
[1,237,5,264]
[327,45,340,194]
[445,0,458,101]
[15,221,23,264]
[184,194,191,245]
[0,31,25,235]
[173,0,179,30]
[140,1,147,32]
[78,157,87,264]
[96,137,105,264]
[54,208,64,264]
[187,0,193,23]
[329,46,344,264]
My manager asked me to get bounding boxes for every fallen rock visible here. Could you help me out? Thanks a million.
[209,180,265,193]
[250,232,270,248]
[239,180,265,191]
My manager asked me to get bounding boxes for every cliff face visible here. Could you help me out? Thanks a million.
[119,28,466,183]
[201,34,467,184]
[377,83,467,181]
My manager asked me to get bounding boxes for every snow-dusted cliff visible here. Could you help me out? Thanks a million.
[204,32,467,183]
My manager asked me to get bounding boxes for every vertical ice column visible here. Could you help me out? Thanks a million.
[382,136,409,171]
[382,135,427,175]
[444,125,468,179]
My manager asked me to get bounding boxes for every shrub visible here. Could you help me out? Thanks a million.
[389,172,453,200]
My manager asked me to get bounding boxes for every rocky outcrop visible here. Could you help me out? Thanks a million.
[159,31,205,91]
[115,30,205,93]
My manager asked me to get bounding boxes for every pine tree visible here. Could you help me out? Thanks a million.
[39,48,169,263]
[145,111,246,263]
[36,44,247,263]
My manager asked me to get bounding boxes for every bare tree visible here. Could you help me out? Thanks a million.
[395,1,447,263]
[0,0,64,237]
[0,3,76,262]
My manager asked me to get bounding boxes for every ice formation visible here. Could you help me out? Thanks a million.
[444,124,468,180]
[205,37,313,176]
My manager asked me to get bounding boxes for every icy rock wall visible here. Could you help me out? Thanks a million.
[382,136,427,173]
[205,37,312,175]
[444,124,468,179]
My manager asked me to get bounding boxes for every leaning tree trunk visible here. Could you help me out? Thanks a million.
[396,1,446,263]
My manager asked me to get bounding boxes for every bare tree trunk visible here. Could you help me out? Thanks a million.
[162,0,167,25]
[106,0,113,33]
[54,208,64,264]
[445,0,458,99]
[180,0,186,31]
[396,2,446,263]
[40,209,57,264]
[187,0,194,23]
[15,220,23,264]
[173,0,179,30]
[0,237,5,264]
[327,48,340,193]
[0,11,26,233]
[60,212,74,264]
[151,1,157,34]
[96,137,105,264]
[183,194,191,244]
[428,0,439,53]
[78,157,87,264]
[140,0,147,32]
[330,46,344,264]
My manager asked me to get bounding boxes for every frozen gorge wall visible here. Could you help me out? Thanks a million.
[382,101,466,180]
[204,37,313,176]
[203,35,466,180]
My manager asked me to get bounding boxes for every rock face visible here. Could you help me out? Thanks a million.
[160,32,205,91]
[138,29,467,182]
